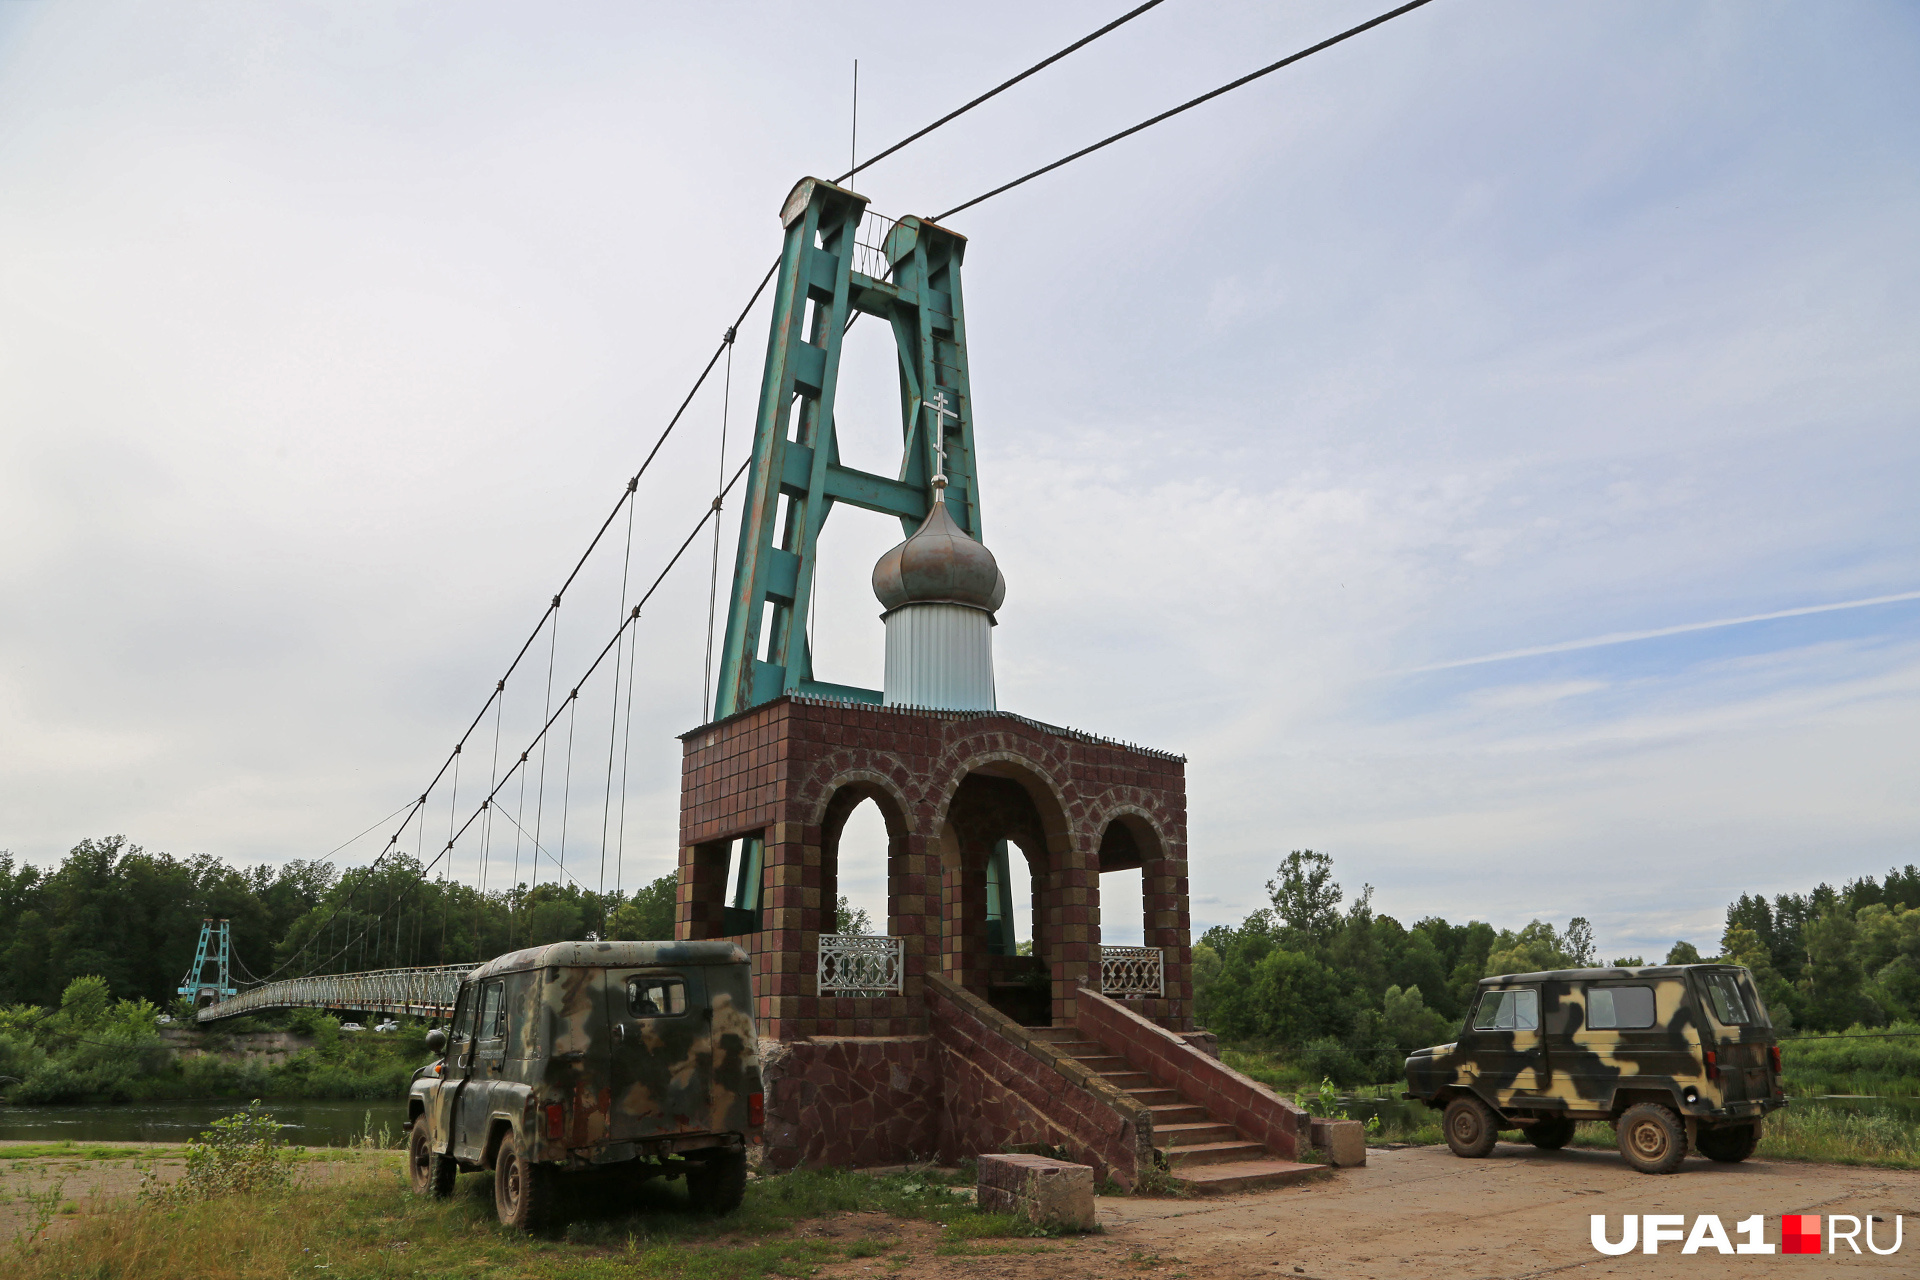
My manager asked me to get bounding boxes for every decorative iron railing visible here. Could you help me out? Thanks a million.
[195,963,476,1024]
[1100,946,1163,997]
[817,934,904,997]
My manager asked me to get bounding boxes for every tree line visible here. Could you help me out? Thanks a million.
[1193,851,1920,1082]
[0,835,680,1012]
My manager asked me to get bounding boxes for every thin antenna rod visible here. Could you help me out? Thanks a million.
[850,59,858,185]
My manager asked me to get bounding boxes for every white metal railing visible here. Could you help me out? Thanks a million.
[195,963,476,1024]
[1101,946,1163,997]
[817,934,904,996]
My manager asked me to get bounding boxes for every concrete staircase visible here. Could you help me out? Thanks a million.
[1027,1027,1320,1193]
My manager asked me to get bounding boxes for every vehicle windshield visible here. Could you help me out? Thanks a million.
[1472,988,1538,1031]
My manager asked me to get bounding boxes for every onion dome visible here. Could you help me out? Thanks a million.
[872,496,1006,615]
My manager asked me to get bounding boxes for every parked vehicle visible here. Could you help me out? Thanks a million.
[405,940,762,1228]
[373,1020,400,1033]
[1404,963,1783,1174]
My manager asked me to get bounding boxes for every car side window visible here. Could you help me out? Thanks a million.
[477,981,506,1047]
[1471,989,1538,1031]
[451,986,477,1044]
[1587,984,1657,1029]
[1702,972,1753,1026]
[627,975,688,1018]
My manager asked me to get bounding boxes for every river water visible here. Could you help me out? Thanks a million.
[0,1099,411,1148]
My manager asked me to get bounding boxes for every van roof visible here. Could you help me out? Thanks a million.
[1478,962,1745,985]
[465,939,748,981]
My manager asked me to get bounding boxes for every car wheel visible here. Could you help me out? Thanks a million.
[685,1149,748,1214]
[1524,1115,1577,1150]
[494,1134,555,1230]
[408,1123,455,1199]
[1696,1122,1760,1163]
[1616,1103,1688,1174]
[1443,1096,1499,1159]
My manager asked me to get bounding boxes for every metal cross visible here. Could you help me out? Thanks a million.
[925,390,958,483]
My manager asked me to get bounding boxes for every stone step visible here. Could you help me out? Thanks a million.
[1024,1027,1079,1043]
[1163,1139,1269,1167]
[1127,1087,1182,1107]
[1047,1040,1109,1058]
[1097,1070,1154,1090]
[1146,1103,1209,1126]
[1071,1055,1133,1073]
[1153,1120,1241,1149]
[1170,1158,1324,1195]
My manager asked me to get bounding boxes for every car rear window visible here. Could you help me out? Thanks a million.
[1586,985,1656,1030]
[1472,988,1539,1031]
[1703,971,1756,1025]
[627,975,688,1018]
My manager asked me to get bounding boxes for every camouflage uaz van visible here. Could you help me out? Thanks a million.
[1404,963,1783,1174]
[405,940,763,1228]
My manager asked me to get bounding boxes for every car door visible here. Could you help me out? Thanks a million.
[453,978,507,1163]
[435,984,478,1155]
[1465,985,1545,1105]
[602,966,711,1142]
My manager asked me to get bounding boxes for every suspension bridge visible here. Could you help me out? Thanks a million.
[172,0,1438,1031]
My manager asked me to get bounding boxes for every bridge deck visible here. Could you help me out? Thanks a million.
[195,963,475,1023]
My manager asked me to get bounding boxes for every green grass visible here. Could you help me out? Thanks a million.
[0,1143,186,1162]
[10,1156,1082,1278]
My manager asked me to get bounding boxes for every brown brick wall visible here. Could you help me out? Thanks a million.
[677,696,1192,1040]
[1074,986,1305,1162]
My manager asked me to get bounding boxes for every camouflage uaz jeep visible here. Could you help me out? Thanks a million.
[405,940,763,1228]
[1404,963,1783,1174]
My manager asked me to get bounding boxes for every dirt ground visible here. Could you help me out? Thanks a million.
[812,1145,1919,1280]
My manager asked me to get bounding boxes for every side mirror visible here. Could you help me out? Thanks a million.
[425,1028,447,1054]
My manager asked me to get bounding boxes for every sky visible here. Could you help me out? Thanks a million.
[1,0,1915,963]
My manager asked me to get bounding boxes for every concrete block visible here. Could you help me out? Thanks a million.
[977,1152,1096,1230]
[1309,1118,1367,1167]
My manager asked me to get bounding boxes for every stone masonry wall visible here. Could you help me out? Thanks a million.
[676,696,1192,1041]
[928,974,1155,1188]
[1074,986,1306,1162]
[757,1036,942,1171]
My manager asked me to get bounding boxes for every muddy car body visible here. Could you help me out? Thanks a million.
[405,940,762,1226]
[1405,963,1783,1173]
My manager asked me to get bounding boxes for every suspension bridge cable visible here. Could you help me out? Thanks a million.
[268,8,1214,981]
[288,458,754,979]
[478,678,504,948]
[702,333,736,719]
[598,481,639,897]
[533,602,560,893]
[933,0,1440,221]
[558,688,579,884]
[835,0,1169,183]
[613,586,642,900]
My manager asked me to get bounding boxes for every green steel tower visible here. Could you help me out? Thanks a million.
[712,176,982,719]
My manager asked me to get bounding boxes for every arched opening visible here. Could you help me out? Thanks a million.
[1098,819,1147,945]
[832,798,890,934]
[941,765,1067,1025]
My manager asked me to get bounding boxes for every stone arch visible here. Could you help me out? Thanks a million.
[1093,804,1187,1015]
[813,770,915,940]
[928,748,1073,857]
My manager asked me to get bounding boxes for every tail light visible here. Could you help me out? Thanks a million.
[1769,1045,1782,1075]
[1704,1049,1720,1082]
[544,1103,565,1139]
[748,1092,765,1127]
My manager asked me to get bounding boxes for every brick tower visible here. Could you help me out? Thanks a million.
[675,177,1196,1174]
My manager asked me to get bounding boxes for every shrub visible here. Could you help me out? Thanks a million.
[141,1102,298,1205]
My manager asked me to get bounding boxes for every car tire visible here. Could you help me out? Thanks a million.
[1524,1116,1577,1150]
[1696,1122,1760,1163]
[1616,1103,1688,1174]
[1443,1096,1500,1159]
[494,1134,555,1230]
[408,1123,455,1199]
[685,1149,748,1214]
